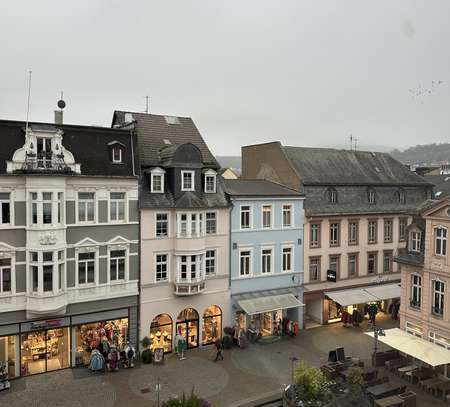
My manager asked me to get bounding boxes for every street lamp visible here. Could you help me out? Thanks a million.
[372,326,385,366]
[289,356,299,400]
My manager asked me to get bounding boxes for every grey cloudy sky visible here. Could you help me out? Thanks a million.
[1,0,449,155]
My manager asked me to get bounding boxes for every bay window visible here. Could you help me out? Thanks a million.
[29,250,64,294]
[205,250,216,275]
[206,212,217,234]
[177,255,203,281]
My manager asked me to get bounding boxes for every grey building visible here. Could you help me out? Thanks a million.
[0,115,139,378]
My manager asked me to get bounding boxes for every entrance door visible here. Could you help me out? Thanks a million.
[176,308,199,349]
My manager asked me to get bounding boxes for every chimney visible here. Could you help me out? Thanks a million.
[54,110,63,125]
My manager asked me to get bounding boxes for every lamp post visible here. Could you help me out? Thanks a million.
[289,356,299,400]
[372,325,385,367]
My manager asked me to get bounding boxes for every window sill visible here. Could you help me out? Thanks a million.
[109,280,126,285]
[409,305,421,311]
[431,312,444,319]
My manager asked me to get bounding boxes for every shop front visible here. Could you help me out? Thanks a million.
[150,314,173,353]
[0,307,132,378]
[176,308,199,349]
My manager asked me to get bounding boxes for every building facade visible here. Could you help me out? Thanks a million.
[0,118,139,378]
[224,179,305,336]
[241,142,432,326]
[397,198,450,352]
[112,112,230,353]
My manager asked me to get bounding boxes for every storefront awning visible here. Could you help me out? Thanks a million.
[365,328,450,367]
[238,293,304,316]
[325,283,400,306]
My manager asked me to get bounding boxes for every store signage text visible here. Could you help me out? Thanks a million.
[327,269,337,283]
[30,319,62,330]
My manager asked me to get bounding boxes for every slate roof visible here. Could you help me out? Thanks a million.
[282,146,431,186]
[425,175,450,198]
[112,111,218,168]
[139,174,229,209]
[0,119,137,177]
[395,248,424,266]
[224,179,302,197]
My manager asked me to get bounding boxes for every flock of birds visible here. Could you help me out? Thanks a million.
[408,80,444,102]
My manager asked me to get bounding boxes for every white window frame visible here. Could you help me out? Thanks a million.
[75,246,99,288]
[410,273,422,308]
[432,279,445,317]
[177,254,203,282]
[204,170,217,194]
[109,191,127,223]
[434,226,448,256]
[77,191,96,224]
[205,249,217,276]
[282,204,293,228]
[239,248,253,277]
[150,167,165,194]
[0,192,12,227]
[112,147,122,164]
[205,211,217,235]
[107,246,129,284]
[429,332,450,349]
[405,321,423,338]
[0,255,13,294]
[240,204,252,230]
[155,212,169,238]
[281,245,294,272]
[261,246,274,274]
[410,231,422,253]
[155,253,169,283]
[262,205,272,229]
[181,170,195,192]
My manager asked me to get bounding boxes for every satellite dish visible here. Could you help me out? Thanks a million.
[57,99,66,109]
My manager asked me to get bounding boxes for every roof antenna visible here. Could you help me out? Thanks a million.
[354,138,358,151]
[349,134,353,151]
[144,96,149,114]
[25,70,32,135]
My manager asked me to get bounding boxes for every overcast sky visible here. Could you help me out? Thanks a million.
[1,1,449,155]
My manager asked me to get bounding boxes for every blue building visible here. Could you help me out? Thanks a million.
[224,179,305,336]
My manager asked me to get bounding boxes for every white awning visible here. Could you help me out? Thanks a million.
[238,293,304,315]
[365,283,401,301]
[365,328,450,367]
[325,283,401,306]
[325,287,376,307]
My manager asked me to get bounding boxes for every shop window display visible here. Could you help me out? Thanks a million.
[202,305,222,345]
[21,328,70,376]
[176,308,199,349]
[150,314,172,353]
[74,319,128,366]
[0,335,17,378]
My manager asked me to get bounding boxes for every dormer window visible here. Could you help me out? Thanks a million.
[409,230,422,253]
[204,170,217,193]
[150,167,165,193]
[328,188,337,204]
[112,147,122,163]
[368,188,376,204]
[398,189,406,204]
[181,170,195,192]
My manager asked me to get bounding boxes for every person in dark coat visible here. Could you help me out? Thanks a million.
[214,338,224,361]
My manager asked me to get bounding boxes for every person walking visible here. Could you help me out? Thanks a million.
[214,338,224,361]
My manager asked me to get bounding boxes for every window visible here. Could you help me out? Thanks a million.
[348,221,359,245]
[384,219,393,243]
[112,147,122,163]
[42,251,53,292]
[282,247,293,272]
[282,204,292,227]
[78,252,95,285]
[410,274,421,308]
[110,250,126,281]
[406,321,423,338]
[156,213,169,237]
[368,220,377,244]
[329,256,340,279]
[368,189,376,204]
[262,205,272,229]
[110,192,125,222]
[432,280,445,317]
[150,168,165,193]
[78,192,95,222]
[383,251,392,273]
[57,192,63,224]
[206,212,217,234]
[177,255,202,281]
[309,257,320,281]
[348,254,358,277]
[180,214,188,237]
[398,189,406,204]
[410,231,422,253]
[239,250,251,276]
[204,171,216,193]
[240,205,251,229]
[205,250,216,275]
[181,170,195,191]
[155,254,168,282]
[42,192,52,224]
[0,193,10,225]
[180,256,187,280]
[328,188,337,204]
[429,332,450,349]
[31,192,38,225]
[435,227,447,256]
[261,248,272,274]
[368,253,377,274]
[310,223,321,248]
[399,218,407,242]
[329,222,340,247]
[0,258,11,293]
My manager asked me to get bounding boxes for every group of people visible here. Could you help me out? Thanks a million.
[89,341,136,372]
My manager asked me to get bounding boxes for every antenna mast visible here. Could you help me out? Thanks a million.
[145,96,149,114]
[349,134,353,151]
[25,70,32,135]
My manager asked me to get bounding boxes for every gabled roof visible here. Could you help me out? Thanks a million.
[112,111,218,168]
[282,146,431,186]
[224,179,302,197]
[425,174,450,199]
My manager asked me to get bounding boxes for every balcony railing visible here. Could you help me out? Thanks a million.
[173,278,206,296]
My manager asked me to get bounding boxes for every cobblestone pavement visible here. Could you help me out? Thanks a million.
[0,315,445,407]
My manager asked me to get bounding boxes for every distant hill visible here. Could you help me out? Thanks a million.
[216,156,241,171]
[390,143,450,166]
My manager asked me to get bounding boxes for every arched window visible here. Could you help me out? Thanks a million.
[327,188,337,204]
[367,188,376,205]
[176,308,199,349]
[202,305,222,345]
[150,314,172,353]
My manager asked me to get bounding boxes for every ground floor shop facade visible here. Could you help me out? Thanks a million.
[0,296,138,378]
[304,276,401,326]
[141,278,230,353]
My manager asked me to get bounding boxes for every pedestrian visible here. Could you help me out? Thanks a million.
[214,338,224,361]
